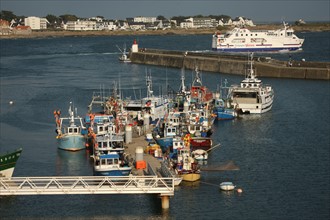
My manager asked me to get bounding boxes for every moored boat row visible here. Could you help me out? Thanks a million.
[49,53,274,183]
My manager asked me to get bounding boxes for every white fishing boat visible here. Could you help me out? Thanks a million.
[54,102,86,151]
[212,22,304,52]
[142,74,169,123]
[117,44,131,63]
[176,148,201,182]
[227,53,274,114]
[123,74,169,125]
[219,182,236,191]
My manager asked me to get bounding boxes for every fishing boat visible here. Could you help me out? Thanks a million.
[94,132,125,155]
[214,98,236,120]
[142,74,169,124]
[117,44,131,63]
[93,152,132,176]
[190,67,214,105]
[54,102,86,151]
[175,148,201,182]
[122,74,169,125]
[0,148,22,178]
[227,53,274,114]
[153,123,178,153]
[212,22,304,52]
[219,182,236,191]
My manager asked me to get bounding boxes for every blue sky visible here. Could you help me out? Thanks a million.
[1,0,329,22]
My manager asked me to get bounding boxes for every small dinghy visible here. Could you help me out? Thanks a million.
[219,182,236,191]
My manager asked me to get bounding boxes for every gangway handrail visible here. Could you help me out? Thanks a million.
[0,176,174,196]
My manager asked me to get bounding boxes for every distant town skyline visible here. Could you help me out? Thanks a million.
[1,0,329,22]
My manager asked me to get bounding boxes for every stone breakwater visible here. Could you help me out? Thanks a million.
[130,49,330,80]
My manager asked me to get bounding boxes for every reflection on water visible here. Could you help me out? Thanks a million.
[220,190,236,207]
[56,149,93,176]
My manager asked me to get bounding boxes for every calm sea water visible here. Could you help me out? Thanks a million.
[0,32,329,220]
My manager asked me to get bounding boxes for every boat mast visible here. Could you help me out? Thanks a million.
[68,101,75,127]
[146,72,153,98]
[179,67,186,93]
[192,66,202,86]
[248,53,256,79]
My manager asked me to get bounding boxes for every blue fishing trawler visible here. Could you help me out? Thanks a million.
[54,102,86,151]
[93,152,132,176]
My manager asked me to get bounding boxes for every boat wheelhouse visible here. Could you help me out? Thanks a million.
[93,152,132,176]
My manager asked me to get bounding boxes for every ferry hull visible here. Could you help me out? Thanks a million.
[212,46,302,52]
[57,135,85,151]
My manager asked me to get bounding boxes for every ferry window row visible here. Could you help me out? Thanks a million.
[236,33,259,37]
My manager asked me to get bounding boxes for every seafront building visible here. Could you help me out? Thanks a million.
[0,14,259,35]
[64,20,97,31]
[24,16,48,30]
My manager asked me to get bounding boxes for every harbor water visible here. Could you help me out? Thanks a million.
[0,32,329,219]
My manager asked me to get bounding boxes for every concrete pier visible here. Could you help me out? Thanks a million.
[130,49,330,80]
[124,126,170,208]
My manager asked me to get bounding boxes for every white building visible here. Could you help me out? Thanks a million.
[180,21,193,29]
[24,16,48,30]
[95,21,117,31]
[65,20,97,31]
[134,16,157,23]
[231,17,255,27]
[90,17,103,22]
[193,17,214,28]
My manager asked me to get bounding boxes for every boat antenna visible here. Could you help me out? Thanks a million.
[69,101,75,126]
[146,71,153,98]
[180,66,186,93]
[116,45,123,53]
[192,66,202,86]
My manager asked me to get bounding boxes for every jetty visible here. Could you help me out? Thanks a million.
[0,127,175,209]
[129,48,330,80]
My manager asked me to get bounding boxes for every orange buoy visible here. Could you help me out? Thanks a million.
[237,188,243,193]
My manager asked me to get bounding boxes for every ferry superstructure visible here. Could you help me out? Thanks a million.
[212,23,304,52]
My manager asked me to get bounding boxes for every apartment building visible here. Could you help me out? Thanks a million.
[24,16,48,30]
[65,20,97,31]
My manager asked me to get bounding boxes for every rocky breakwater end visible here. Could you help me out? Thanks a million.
[130,49,330,80]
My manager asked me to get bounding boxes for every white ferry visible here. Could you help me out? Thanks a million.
[212,23,304,52]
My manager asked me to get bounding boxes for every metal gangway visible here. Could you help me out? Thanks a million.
[0,176,175,209]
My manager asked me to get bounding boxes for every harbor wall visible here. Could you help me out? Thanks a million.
[130,49,330,80]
